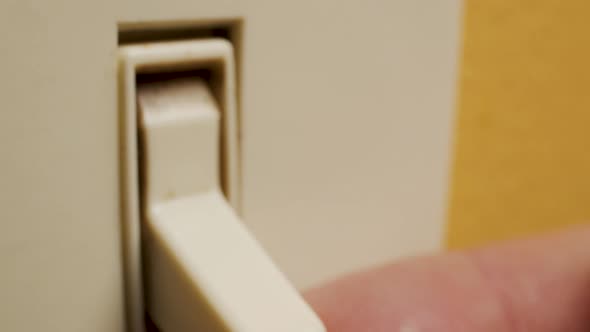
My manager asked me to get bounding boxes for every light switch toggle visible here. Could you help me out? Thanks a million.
[120,39,325,332]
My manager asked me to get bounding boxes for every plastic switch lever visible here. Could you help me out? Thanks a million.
[120,39,326,332]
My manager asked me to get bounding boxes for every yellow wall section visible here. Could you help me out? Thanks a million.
[447,1,590,248]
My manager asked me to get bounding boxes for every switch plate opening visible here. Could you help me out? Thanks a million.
[118,19,243,202]
[118,37,240,332]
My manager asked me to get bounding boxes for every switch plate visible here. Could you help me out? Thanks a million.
[0,2,462,330]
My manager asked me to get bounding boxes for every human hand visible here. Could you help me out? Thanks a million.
[305,226,590,332]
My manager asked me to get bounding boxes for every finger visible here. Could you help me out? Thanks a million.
[304,225,590,332]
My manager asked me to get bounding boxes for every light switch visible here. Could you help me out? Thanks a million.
[119,39,325,332]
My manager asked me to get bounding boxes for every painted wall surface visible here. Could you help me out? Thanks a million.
[448,1,590,248]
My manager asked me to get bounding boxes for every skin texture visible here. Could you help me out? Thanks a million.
[304,225,590,332]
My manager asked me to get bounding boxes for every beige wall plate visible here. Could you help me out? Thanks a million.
[0,1,462,330]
